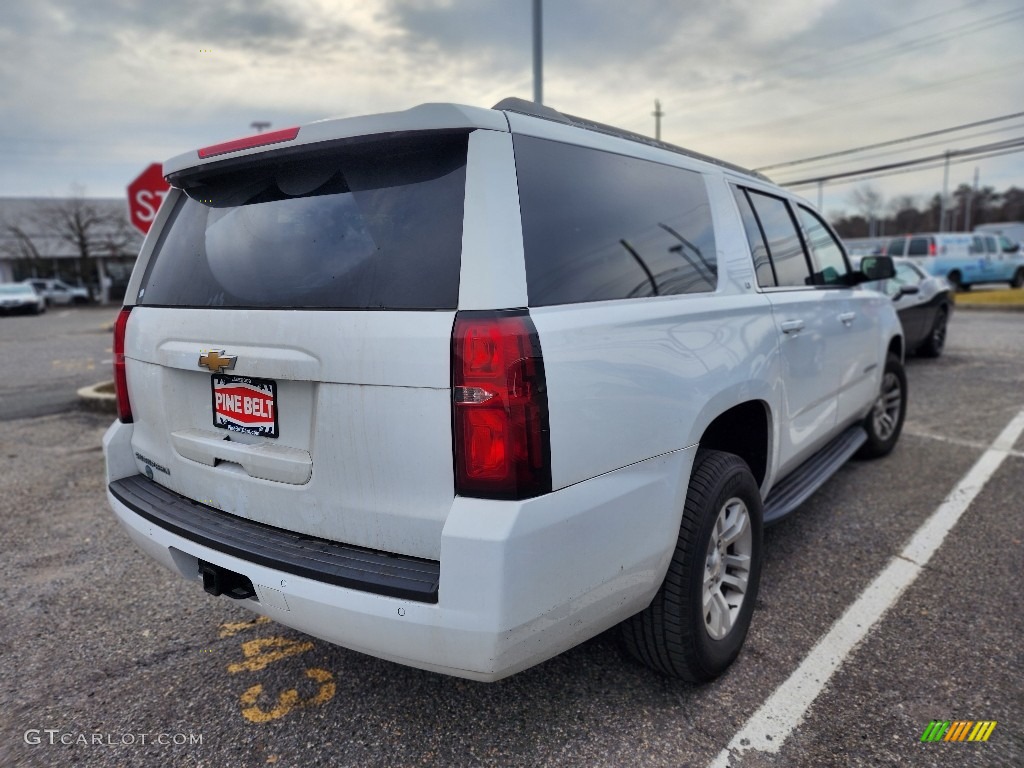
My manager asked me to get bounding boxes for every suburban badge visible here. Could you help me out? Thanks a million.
[198,349,237,374]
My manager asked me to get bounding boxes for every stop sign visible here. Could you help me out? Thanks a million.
[127,163,171,235]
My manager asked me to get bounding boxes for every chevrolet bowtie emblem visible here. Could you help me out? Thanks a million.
[198,349,237,374]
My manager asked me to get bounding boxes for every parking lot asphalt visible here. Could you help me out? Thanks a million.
[1,307,1021,768]
[0,306,119,421]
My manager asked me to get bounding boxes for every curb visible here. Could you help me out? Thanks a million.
[78,381,117,414]
[952,302,1024,313]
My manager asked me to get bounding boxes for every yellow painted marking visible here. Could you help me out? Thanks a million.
[51,359,96,371]
[227,636,313,673]
[218,615,270,638]
[974,721,997,741]
[240,668,335,723]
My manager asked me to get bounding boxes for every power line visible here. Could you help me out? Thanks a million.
[789,146,1024,192]
[782,123,1024,173]
[756,111,1024,171]
[808,145,1024,189]
[685,59,1023,145]
[777,137,1024,188]
[643,2,1021,127]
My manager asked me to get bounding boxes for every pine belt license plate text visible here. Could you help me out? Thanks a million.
[211,375,278,438]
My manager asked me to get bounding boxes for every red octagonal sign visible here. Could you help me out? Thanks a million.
[127,163,171,235]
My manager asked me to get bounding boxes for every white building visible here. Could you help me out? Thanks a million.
[0,197,143,303]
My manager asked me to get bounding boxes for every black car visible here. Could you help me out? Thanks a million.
[860,257,953,357]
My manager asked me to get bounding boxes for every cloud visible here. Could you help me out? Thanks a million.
[0,0,1021,209]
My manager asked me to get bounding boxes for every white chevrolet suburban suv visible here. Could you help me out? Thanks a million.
[104,98,905,682]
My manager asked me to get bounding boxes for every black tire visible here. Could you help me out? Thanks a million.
[947,271,966,292]
[1011,269,1024,289]
[918,306,948,358]
[857,353,907,458]
[621,450,763,682]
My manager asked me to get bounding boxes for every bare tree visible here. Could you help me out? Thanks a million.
[8,188,136,300]
[1,221,44,270]
[848,185,885,238]
[888,194,922,235]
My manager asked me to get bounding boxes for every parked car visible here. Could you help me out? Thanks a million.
[884,232,1024,290]
[0,282,46,315]
[856,257,953,357]
[104,98,905,683]
[24,278,90,305]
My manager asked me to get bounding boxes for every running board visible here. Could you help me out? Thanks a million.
[763,425,867,525]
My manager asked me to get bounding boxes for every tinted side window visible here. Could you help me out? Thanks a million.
[732,186,776,287]
[907,238,929,256]
[796,206,849,285]
[745,191,811,287]
[885,239,905,257]
[969,236,985,255]
[984,236,998,254]
[139,132,469,310]
[514,135,717,306]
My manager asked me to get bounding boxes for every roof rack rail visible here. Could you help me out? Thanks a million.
[491,97,770,182]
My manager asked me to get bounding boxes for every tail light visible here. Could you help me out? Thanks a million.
[452,310,551,499]
[113,307,133,423]
[929,240,936,256]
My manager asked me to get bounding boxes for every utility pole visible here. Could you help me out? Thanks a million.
[652,99,664,141]
[532,0,543,104]
[964,166,979,232]
[817,180,824,210]
[938,150,950,232]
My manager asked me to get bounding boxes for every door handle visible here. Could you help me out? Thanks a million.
[780,319,804,334]
[838,312,856,326]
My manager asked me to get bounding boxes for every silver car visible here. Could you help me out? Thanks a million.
[0,283,46,315]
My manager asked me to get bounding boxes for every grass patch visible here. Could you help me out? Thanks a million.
[954,288,1024,307]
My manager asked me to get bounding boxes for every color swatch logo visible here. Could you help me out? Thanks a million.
[920,720,997,742]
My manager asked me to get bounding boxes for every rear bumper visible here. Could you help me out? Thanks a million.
[104,421,694,681]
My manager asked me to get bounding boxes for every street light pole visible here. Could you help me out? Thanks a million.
[652,99,664,141]
[533,0,543,104]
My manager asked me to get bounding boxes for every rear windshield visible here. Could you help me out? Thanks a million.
[138,132,469,310]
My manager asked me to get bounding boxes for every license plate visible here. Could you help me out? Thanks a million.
[211,375,278,438]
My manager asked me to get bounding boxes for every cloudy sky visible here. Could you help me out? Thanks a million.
[2,0,1022,219]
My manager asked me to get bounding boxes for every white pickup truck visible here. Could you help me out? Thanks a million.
[104,98,905,683]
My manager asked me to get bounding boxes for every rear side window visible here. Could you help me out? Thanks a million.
[907,238,930,256]
[731,187,776,287]
[138,132,469,310]
[885,239,905,257]
[514,135,717,306]
[744,191,811,287]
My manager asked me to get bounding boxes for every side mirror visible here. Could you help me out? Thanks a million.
[858,255,896,282]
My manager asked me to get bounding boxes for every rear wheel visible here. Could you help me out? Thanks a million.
[621,450,763,682]
[948,271,969,292]
[857,353,907,458]
[1011,269,1024,289]
[918,306,948,358]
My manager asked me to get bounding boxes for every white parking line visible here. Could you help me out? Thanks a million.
[904,427,1024,459]
[710,408,1024,768]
